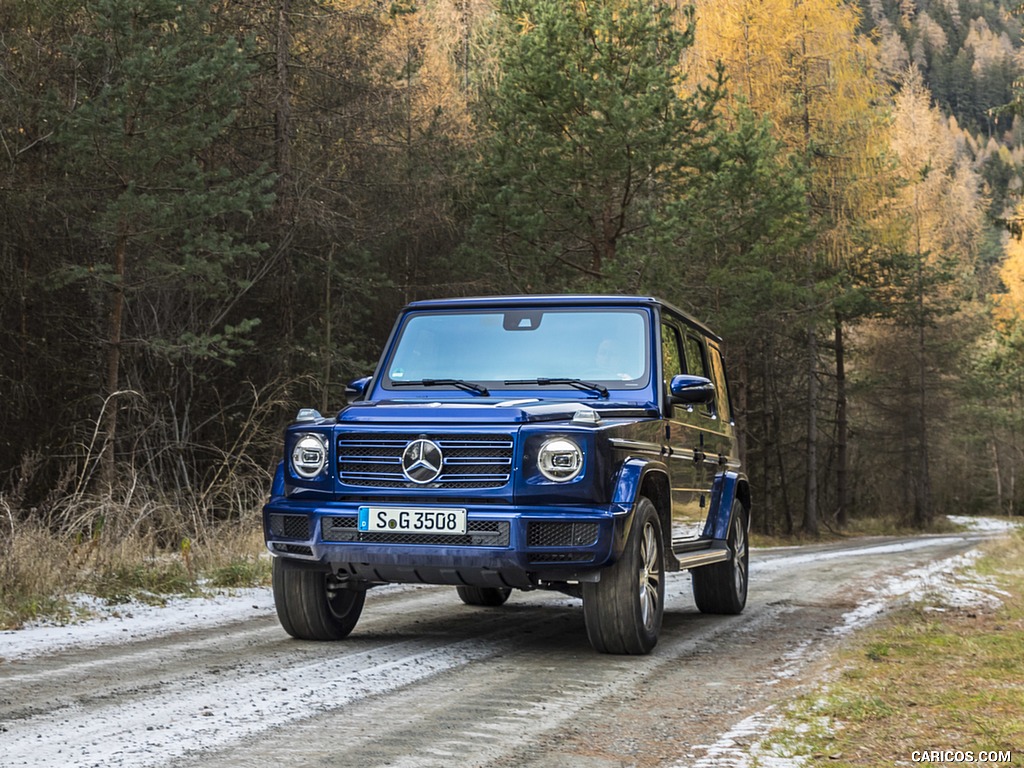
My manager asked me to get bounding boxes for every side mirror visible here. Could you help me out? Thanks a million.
[669,374,716,406]
[345,376,371,401]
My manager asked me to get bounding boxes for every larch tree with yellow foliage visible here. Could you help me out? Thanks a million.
[688,0,892,533]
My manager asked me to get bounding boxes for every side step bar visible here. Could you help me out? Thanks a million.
[672,541,731,570]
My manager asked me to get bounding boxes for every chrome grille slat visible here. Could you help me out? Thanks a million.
[337,432,514,490]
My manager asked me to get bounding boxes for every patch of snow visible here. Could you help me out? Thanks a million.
[946,514,1021,534]
[833,549,1009,636]
[1,630,515,768]
[0,588,276,662]
[679,708,810,768]
[752,536,971,574]
[0,582,435,663]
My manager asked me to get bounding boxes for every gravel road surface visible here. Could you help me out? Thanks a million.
[0,530,1004,768]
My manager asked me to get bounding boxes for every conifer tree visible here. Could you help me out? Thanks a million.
[52,0,274,489]
[466,0,723,290]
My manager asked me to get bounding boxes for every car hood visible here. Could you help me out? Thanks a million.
[335,398,657,425]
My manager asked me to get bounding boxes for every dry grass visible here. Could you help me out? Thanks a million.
[0,479,271,630]
[758,532,1024,767]
[0,380,292,629]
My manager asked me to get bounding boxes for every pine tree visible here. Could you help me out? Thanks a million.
[52,0,274,489]
[466,0,723,290]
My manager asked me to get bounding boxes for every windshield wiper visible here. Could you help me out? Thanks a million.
[391,378,490,396]
[504,378,609,398]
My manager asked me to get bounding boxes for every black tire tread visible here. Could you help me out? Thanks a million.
[272,558,365,640]
[456,586,513,606]
[692,501,748,615]
[582,497,664,655]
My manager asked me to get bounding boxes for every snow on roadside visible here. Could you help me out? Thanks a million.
[0,587,276,662]
[947,514,1020,534]
[0,581,434,663]
[832,514,1018,635]
[678,515,1019,768]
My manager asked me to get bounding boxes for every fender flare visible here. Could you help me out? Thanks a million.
[701,471,750,541]
[611,457,669,510]
[270,461,286,497]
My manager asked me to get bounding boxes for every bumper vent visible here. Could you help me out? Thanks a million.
[269,514,311,539]
[527,521,600,548]
[337,433,513,489]
[527,552,596,564]
[321,516,510,547]
[272,543,314,557]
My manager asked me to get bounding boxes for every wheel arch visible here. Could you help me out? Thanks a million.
[612,457,674,569]
[639,470,673,568]
[702,471,750,541]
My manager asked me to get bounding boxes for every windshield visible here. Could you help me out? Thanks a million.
[383,308,650,391]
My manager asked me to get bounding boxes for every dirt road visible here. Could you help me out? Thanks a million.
[0,531,1000,768]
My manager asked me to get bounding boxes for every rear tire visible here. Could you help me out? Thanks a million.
[456,586,512,606]
[692,500,748,615]
[582,497,664,654]
[272,558,366,640]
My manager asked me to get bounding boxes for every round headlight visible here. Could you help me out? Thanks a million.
[538,438,583,482]
[291,434,328,479]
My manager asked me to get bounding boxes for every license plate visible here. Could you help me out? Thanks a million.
[358,506,467,535]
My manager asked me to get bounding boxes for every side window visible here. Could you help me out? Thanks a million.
[707,344,732,424]
[683,334,716,418]
[661,324,684,411]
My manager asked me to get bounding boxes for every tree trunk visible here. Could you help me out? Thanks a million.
[992,440,1003,516]
[803,326,819,535]
[275,0,292,184]
[913,256,932,528]
[101,225,128,490]
[835,318,848,527]
[766,339,794,535]
[798,32,818,537]
[322,245,334,414]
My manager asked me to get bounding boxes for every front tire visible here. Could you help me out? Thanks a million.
[456,586,512,606]
[272,558,366,640]
[582,497,665,654]
[692,500,748,615]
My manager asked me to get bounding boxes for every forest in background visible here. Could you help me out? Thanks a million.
[2,0,1024,600]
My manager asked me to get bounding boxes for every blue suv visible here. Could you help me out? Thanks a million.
[263,295,750,654]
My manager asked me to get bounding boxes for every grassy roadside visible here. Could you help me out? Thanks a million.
[752,529,1024,767]
[0,515,270,630]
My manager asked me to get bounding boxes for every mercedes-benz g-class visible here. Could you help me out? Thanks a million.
[263,295,750,654]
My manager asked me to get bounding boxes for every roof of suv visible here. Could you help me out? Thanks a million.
[404,295,721,342]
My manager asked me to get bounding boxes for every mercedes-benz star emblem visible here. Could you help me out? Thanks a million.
[401,438,444,484]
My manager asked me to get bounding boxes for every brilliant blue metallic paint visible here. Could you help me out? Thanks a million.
[262,295,748,588]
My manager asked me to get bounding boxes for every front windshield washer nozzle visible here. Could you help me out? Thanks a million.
[573,407,601,425]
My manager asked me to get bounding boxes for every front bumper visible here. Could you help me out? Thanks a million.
[263,498,629,588]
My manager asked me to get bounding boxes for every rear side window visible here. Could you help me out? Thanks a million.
[661,324,683,384]
[661,323,684,414]
[707,344,732,424]
[683,334,715,418]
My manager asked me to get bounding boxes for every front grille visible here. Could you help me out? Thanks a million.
[321,516,510,547]
[527,521,600,548]
[337,432,513,489]
[334,495,503,506]
[269,514,311,539]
